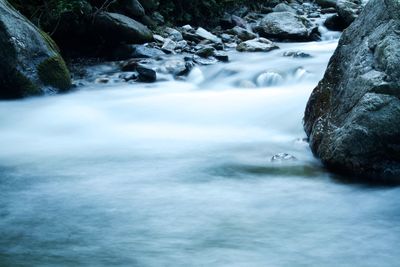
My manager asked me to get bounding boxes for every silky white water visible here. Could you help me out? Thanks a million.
[0,39,399,267]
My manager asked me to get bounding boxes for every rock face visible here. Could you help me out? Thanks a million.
[304,0,400,181]
[0,0,71,99]
[255,12,318,41]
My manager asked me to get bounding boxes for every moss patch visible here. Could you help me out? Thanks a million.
[38,56,71,91]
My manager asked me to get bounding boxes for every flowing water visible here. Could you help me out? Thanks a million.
[1,36,399,266]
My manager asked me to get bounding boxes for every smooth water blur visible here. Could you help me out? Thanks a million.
[1,39,399,267]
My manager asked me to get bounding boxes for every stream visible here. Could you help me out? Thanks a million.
[0,32,399,266]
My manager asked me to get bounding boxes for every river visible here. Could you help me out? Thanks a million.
[0,32,399,266]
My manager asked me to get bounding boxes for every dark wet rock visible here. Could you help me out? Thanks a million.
[212,42,225,51]
[182,31,202,43]
[214,51,229,62]
[324,14,347,31]
[336,0,362,27]
[271,153,297,162]
[176,60,195,76]
[137,66,156,82]
[229,26,257,41]
[283,51,312,58]
[237,38,279,52]
[93,12,153,44]
[316,0,337,8]
[95,77,110,84]
[254,12,317,41]
[0,0,71,99]
[195,46,216,58]
[304,0,400,181]
[121,59,140,72]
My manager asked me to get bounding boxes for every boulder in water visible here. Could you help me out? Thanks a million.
[254,11,318,41]
[304,0,400,181]
[0,0,71,99]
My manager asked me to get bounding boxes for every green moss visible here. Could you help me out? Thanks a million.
[38,56,71,91]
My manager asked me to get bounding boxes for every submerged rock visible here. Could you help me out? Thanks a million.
[304,0,400,181]
[271,153,297,162]
[0,0,71,99]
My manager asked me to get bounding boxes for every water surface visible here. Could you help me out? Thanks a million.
[0,40,399,267]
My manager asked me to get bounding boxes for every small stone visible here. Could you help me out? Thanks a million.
[283,51,312,58]
[95,77,110,84]
[271,153,297,162]
[195,46,216,58]
[214,51,229,62]
[137,67,156,83]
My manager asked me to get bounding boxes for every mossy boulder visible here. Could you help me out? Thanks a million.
[0,0,71,99]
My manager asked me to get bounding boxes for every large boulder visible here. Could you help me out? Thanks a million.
[304,0,400,181]
[93,12,153,44]
[254,12,319,41]
[0,0,71,99]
